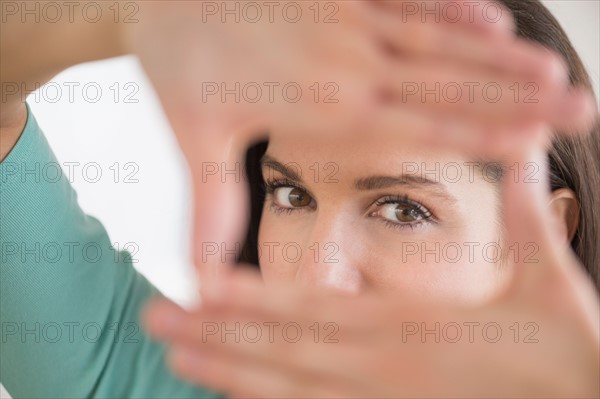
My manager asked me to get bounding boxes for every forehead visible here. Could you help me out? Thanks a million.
[265,134,478,184]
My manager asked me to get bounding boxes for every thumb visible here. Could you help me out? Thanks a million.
[501,127,600,339]
[189,116,267,296]
[501,127,567,297]
[500,126,595,306]
[162,103,267,300]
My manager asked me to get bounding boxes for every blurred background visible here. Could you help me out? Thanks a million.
[26,1,600,307]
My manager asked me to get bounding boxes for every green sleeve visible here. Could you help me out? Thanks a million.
[0,105,224,399]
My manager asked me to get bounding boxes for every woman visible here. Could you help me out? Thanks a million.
[145,0,600,397]
[0,1,596,398]
[230,0,599,297]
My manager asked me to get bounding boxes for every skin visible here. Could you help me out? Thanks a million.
[2,0,594,276]
[145,141,600,398]
[258,135,507,302]
[257,135,581,300]
[133,4,598,396]
[1,0,597,397]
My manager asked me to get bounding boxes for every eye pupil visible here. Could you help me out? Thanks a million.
[395,205,420,222]
[289,188,311,207]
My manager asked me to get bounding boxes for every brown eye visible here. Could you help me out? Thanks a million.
[375,200,430,225]
[395,204,422,222]
[288,188,311,207]
[371,196,433,230]
[274,186,313,208]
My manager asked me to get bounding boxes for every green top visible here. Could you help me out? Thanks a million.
[0,105,223,398]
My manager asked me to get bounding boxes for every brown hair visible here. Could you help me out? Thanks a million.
[239,0,600,291]
[495,0,599,289]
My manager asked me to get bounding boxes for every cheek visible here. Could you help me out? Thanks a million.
[257,211,300,284]
[360,202,503,302]
[362,240,503,303]
[258,186,505,302]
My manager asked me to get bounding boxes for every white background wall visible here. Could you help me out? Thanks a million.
[24,1,600,307]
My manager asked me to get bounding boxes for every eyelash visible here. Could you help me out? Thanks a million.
[264,178,312,215]
[373,195,435,231]
[264,179,436,230]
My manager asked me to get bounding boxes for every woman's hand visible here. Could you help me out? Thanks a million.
[143,136,600,398]
[124,1,597,282]
[2,0,596,284]
[136,3,599,397]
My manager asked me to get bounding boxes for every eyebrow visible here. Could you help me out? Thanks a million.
[355,175,438,190]
[261,154,457,204]
[260,155,303,181]
[355,175,457,204]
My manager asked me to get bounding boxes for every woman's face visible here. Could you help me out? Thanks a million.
[258,135,509,302]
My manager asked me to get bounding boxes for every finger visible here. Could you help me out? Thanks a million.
[369,3,567,85]
[369,0,516,37]
[497,126,600,340]
[151,291,456,396]
[144,297,350,387]
[143,297,189,341]
[156,313,380,395]
[167,344,356,399]
[144,270,462,393]
[364,102,495,155]
[145,279,409,382]
[183,114,267,293]
[367,95,595,162]
[500,128,572,296]
[385,60,596,132]
[142,271,273,344]
[548,89,599,134]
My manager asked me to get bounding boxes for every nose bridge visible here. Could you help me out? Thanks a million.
[296,207,363,294]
